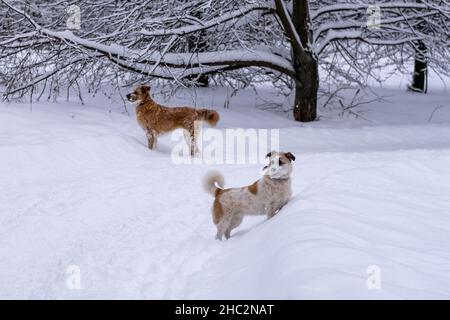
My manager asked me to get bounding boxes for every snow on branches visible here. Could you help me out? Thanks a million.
[0,0,448,120]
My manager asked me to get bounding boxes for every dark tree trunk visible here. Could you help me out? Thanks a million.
[291,0,318,122]
[409,40,428,93]
[293,54,318,121]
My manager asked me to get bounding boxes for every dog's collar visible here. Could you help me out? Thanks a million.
[263,174,290,181]
[272,177,290,181]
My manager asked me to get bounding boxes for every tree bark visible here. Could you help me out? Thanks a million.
[409,40,427,93]
[291,0,319,122]
[293,54,318,121]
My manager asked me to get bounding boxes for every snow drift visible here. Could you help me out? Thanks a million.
[0,87,449,299]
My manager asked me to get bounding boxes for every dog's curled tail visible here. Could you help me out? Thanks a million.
[203,171,225,196]
[197,109,220,126]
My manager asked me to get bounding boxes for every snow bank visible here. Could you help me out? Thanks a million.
[0,87,449,299]
[186,149,450,299]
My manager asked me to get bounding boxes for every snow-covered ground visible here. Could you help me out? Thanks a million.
[1,85,450,299]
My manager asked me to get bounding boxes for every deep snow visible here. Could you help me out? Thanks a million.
[1,85,450,299]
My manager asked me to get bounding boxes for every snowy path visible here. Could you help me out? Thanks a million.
[1,87,450,299]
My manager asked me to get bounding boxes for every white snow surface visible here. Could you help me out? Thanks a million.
[1,86,450,299]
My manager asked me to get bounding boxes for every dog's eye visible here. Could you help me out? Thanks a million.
[279,159,284,166]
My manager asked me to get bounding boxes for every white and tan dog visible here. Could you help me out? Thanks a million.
[203,151,295,240]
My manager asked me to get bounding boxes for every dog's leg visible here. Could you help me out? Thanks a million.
[265,203,278,219]
[193,121,201,156]
[224,227,231,240]
[183,128,198,157]
[183,129,193,156]
[190,129,197,157]
[268,201,289,219]
[267,210,277,219]
[215,212,233,241]
[184,121,200,157]
[146,130,157,149]
[225,214,243,239]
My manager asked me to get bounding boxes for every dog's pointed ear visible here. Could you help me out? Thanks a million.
[266,151,275,158]
[142,85,151,93]
[285,152,295,162]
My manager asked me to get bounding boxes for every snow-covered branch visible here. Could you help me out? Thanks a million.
[0,0,294,93]
[0,0,448,116]
[311,2,443,20]
[140,3,275,37]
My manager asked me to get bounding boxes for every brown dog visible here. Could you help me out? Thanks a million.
[203,151,295,240]
[127,85,219,155]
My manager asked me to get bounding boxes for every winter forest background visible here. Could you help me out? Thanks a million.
[1,0,449,120]
[0,0,450,299]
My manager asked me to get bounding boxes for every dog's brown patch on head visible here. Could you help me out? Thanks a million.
[248,181,258,194]
[283,152,295,162]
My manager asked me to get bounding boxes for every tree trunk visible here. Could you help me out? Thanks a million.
[293,54,318,121]
[291,0,318,122]
[409,40,427,93]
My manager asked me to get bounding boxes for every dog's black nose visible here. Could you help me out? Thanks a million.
[126,94,131,100]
